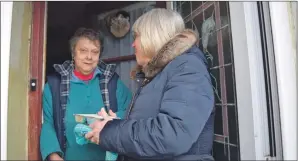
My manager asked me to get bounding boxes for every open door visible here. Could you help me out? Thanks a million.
[28,1,47,160]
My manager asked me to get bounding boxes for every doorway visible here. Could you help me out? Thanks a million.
[28,1,166,159]
[29,1,237,160]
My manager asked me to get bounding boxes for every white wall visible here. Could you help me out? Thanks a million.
[269,2,297,160]
[1,2,13,160]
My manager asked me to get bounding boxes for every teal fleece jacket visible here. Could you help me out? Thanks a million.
[40,69,132,160]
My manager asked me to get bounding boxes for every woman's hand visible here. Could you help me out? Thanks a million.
[48,153,63,161]
[98,108,117,118]
[85,108,116,144]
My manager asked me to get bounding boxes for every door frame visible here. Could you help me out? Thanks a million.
[229,1,284,160]
[269,2,297,160]
[28,1,46,160]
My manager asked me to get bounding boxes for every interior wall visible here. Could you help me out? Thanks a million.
[7,1,32,159]
[94,1,157,91]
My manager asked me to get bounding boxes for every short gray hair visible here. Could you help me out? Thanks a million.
[69,28,104,56]
[132,8,185,58]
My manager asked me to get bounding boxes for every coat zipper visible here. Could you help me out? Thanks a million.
[126,86,142,119]
[125,78,149,119]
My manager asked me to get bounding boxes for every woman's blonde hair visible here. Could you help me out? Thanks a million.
[132,8,185,58]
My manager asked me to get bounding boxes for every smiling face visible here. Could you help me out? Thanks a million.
[73,37,100,75]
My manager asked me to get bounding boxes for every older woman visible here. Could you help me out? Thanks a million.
[40,28,132,160]
[86,8,215,161]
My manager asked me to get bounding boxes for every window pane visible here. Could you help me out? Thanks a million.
[173,2,240,161]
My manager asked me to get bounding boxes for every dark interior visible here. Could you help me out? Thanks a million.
[46,1,137,76]
[46,1,166,77]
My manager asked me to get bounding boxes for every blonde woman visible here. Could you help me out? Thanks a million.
[86,9,215,161]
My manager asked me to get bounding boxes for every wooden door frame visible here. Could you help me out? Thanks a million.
[28,1,46,160]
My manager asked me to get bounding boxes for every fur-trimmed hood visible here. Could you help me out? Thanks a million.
[131,29,198,80]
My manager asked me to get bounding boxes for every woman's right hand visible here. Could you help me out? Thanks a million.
[48,153,63,161]
[97,109,117,118]
[108,109,117,117]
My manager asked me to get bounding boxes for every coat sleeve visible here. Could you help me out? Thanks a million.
[99,59,214,159]
[40,83,64,160]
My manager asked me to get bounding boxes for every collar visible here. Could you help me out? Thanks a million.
[71,68,101,83]
[74,69,94,81]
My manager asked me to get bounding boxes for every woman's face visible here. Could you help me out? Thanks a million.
[132,35,151,67]
[74,38,100,75]
[73,37,100,75]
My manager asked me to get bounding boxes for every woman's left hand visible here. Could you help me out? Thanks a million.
[85,108,116,144]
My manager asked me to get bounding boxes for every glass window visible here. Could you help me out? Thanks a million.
[174,2,240,160]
